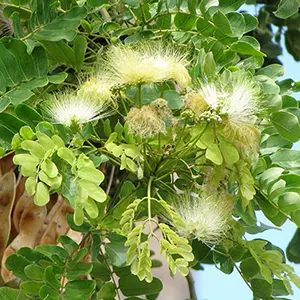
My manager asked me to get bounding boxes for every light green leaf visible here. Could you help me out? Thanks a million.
[25,177,37,196]
[41,159,58,178]
[206,144,223,165]
[270,111,300,142]
[34,182,50,206]
[77,167,104,184]
[219,141,239,164]
[79,179,107,203]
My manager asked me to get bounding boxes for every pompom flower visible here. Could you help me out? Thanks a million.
[125,99,171,138]
[77,74,115,104]
[171,189,233,245]
[43,90,113,127]
[185,71,261,156]
[105,42,191,87]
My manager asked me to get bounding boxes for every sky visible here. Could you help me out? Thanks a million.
[195,5,300,299]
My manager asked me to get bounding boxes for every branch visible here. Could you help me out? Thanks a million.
[186,270,198,300]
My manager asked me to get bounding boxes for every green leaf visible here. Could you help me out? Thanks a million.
[98,282,116,300]
[34,182,50,206]
[106,234,127,267]
[219,141,239,164]
[212,11,233,35]
[15,104,43,128]
[240,257,259,279]
[156,14,171,29]
[79,180,107,203]
[77,167,104,184]
[41,160,58,178]
[174,13,197,31]
[62,280,96,300]
[44,266,61,290]
[271,149,300,169]
[20,126,35,140]
[67,262,93,278]
[90,262,110,282]
[205,144,223,165]
[0,38,48,87]
[0,287,20,299]
[24,264,44,281]
[74,35,87,72]
[216,0,245,14]
[5,254,30,281]
[20,281,44,296]
[21,140,46,158]
[287,228,300,263]
[57,147,76,165]
[58,235,79,255]
[121,0,141,7]
[204,52,216,80]
[230,36,265,56]
[13,154,39,166]
[250,278,272,298]
[32,7,88,42]
[272,279,290,296]
[88,0,109,7]
[270,111,300,142]
[274,0,300,19]
[66,213,91,232]
[196,17,215,37]
[119,275,163,296]
[256,64,285,80]
[227,12,246,38]
[0,113,26,134]
[25,177,37,196]
[278,192,300,212]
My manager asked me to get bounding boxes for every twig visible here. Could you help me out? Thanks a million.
[106,166,115,195]
[186,271,198,300]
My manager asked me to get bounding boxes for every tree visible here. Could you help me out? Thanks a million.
[0,0,300,299]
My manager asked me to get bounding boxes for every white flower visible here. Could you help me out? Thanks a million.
[78,75,115,104]
[44,91,113,127]
[125,99,170,138]
[105,42,191,87]
[171,189,233,245]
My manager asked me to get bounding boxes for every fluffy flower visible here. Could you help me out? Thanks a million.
[186,72,261,156]
[77,75,114,104]
[125,99,171,138]
[171,189,233,244]
[105,42,191,87]
[44,90,113,127]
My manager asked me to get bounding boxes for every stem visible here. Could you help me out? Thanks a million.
[137,84,142,108]
[99,246,121,300]
[186,271,198,300]
[147,176,154,234]
[106,166,115,195]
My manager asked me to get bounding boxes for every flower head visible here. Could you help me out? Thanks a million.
[186,71,262,156]
[105,42,191,87]
[77,74,115,104]
[125,99,171,138]
[43,90,113,127]
[171,188,233,244]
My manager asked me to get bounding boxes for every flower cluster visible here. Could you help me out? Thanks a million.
[170,188,233,245]
[185,71,262,157]
[105,42,191,87]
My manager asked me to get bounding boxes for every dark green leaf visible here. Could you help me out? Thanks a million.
[119,275,163,296]
[174,13,197,31]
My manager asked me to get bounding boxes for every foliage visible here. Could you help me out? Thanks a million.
[0,0,299,299]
